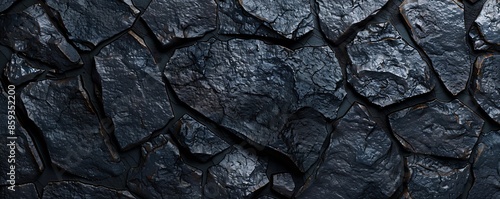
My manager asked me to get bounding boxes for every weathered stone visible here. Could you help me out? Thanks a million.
[165,39,344,146]
[299,104,403,198]
[474,55,500,124]
[475,0,500,45]
[469,25,492,51]
[272,173,295,198]
[142,0,217,45]
[401,0,471,95]
[406,155,470,198]
[239,0,313,39]
[0,0,15,12]
[469,131,500,198]
[95,33,174,149]
[21,77,126,180]
[0,4,81,71]
[5,54,43,85]
[128,134,203,199]
[46,0,137,50]
[42,181,135,199]
[347,22,433,107]
[0,183,38,198]
[389,100,483,159]
[217,0,275,37]
[317,0,388,42]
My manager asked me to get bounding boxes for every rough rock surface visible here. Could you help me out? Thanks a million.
[0,0,15,12]
[475,0,500,45]
[5,54,43,85]
[95,33,174,149]
[42,181,135,199]
[474,55,500,124]
[217,0,272,37]
[401,0,471,95]
[469,131,500,198]
[272,173,295,198]
[347,22,433,107]
[0,183,38,199]
[389,100,483,159]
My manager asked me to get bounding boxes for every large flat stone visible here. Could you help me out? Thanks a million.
[469,131,500,198]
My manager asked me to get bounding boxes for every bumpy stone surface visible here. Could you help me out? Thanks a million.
[406,155,470,198]
[389,100,483,159]
[43,181,135,199]
[401,0,471,95]
[348,22,433,107]
[95,33,174,149]
[217,0,272,37]
[469,131,500,198]
[317,0,388,42]
[0,4,81,71]
[299,104,403,198]
[474,55,500,124]
[272,173,295,198]
[475,0,500,45]
[0,183,38,198]
[21,77,126,179]
[5,54,43,85]
[0,0,15,12]
[165,39,344,146]
[239,0,313,39]
[45,0,137,50]
[142,0,217,45]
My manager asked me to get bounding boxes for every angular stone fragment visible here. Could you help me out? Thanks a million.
[348,22,433,107]
[239,0,313,39]
[317,0,388,42]
[406,155,470,198]
[469,131,500,198]
[0,0,15,12]
[218,0,275,37]
[299,104,403,198]
[401,0,471,95]
[21,77,126,180]
[95,33,174,149]
[475,0,500,45]
[272,173,295,198]
[42,181,135,199]
[0,4,81,71]
[474,55,500,124]
[389,100,483,159]
[165,39,344,146]
[0,183,38,198]
[5,54,43,85]
[142,0,217,45]
[45,0,137,50]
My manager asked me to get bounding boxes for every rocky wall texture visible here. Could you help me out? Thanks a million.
[0,0,499,198]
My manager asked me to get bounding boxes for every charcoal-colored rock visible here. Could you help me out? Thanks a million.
[401,0,471,95]
[406,155,470,198]
[0,4,81,71]
[272,173,295,198]
[474,55,500,124]
[142,0,217,45]
[217,0,275,37]
[239,0,313,39]
[5,54,43,85]
[21,77,126,180]
[0,183,38,198]
[0,0,14,12]
[317,0,388,42]
[475,0,500,45]
[45,0,137,50]
[299,104,403,198]
[347,22,433,107]
[95,33,174,149]
[389,100,483,159]
[469,131,500,198]
[469,25,492,51]
[42,181,135,199]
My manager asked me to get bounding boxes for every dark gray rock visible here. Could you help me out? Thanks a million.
[45,0,137,50]
[21,77,126,180]
[42,181,135,199]
[469,131,500,198]
[217,0,276,37]
[0,183,38,199]
[406,155,470,199]
[317,0,388,42]
[347,22,433,107]
[389,100,483,159]
[474,55,500,124]
[272,173,295,198]
[299,104,403,199]
[401,0,471,95]
[239,0,313,39]
[5,54,43,85]
[475,0,500,45]
[95,33,174,149]
[0,4,81,71]
[0,0,15,12]
[469,25,492,51]
[142,0,217,45]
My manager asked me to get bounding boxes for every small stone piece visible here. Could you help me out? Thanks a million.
[217,0,275,37]
[5,54,43,85]
[42,181,135,199]
[272,173,295,198]
[474,55,500,124]
[142,0,217,45]
[469,131,500,198]
[475,0,500,45]
[389,100,483,159]
[95,33,174,149]
[0,183,38,198]
[401,0,471,95]
[348,22,433,107]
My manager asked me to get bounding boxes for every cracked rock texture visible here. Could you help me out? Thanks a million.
[475,0,500,45]
[474,55,500,124]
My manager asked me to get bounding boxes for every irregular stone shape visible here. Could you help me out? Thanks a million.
[95,33,174,149]
[5,54,43,85]
[317,0,388,42]
[21,77,126,180]
[128,134,202,199]
[45,0,137,50]
[475,0,500,45]
[0,183,38,198]
[299,104,403,198]
[173,115,230,162]
[474,55,500,124]
[469,131,500,198]
[0,4,81,71]
[208,145,269,198]
[406,155,470,198]
[0,0,15,12]
[217,0,278,37]
[165,39,344,146]
[469,25,492,51]
[42,181,135,199]
[389,100,483,159]
[401,0,471,95]
[239,0,313,39]
[142,0,217,45]
[272,173,295,198]
[347,22,433,107]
